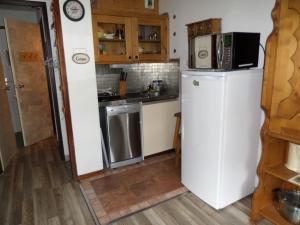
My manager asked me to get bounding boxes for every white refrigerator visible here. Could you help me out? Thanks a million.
[181,69,263,210]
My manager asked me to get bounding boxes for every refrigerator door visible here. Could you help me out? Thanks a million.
[219,69,263,208]
[181,72,226,208]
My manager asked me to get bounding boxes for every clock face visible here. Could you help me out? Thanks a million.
[63,0,85,22]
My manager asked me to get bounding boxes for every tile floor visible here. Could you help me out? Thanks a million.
[80,153,187,224]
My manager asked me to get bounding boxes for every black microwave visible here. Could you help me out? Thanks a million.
[189,32,260,70]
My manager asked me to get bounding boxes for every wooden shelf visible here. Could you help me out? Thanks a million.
[99,38,125,42]
[140,52,161,55]
[265,164,298,186]
[139,40,161,43]
[267,131,300,145]
[260,204,293,225]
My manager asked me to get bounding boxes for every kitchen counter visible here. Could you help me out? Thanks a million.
[98,91,179,107]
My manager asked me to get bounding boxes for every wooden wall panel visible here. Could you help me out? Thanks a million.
[268,0,300,140]
[251,0,300,223]
[92,0,159,16]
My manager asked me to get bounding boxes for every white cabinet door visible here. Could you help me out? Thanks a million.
[142,100,179,156]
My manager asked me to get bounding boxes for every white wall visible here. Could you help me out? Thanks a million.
[159,0,276,70]
[59,0,103,175]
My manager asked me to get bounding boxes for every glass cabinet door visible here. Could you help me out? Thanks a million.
[138,24,161,55]
[133,17,168,62]
[93,15,132,63]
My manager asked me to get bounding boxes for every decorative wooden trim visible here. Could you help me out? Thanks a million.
[53,0,78,180]
[251,0,300,223]
[39,3,66,161]
[186,18,222,38]
[77,170,105,180]
[260,0,280,118]
[91,0,159,17]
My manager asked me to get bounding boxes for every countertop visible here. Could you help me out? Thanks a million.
[98,91,179,107]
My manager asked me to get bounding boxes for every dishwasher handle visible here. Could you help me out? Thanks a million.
[106,103,141,116]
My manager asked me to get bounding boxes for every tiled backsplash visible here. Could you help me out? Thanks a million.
[95,62,180,93]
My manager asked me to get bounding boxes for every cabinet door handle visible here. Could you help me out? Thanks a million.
[135,55,139,60]
[128,56,132,59]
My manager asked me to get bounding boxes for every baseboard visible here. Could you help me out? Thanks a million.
[77,170,104,180]
[78,149,175,180]
[144,148,175,159]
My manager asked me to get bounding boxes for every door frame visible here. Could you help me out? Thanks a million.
[52,0,78,179]
[0,160,2,174]
[0,0,78,179]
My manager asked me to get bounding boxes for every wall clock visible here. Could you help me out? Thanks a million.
[63,0,85,22]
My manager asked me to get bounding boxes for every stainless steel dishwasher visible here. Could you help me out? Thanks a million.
[101,102,143,168]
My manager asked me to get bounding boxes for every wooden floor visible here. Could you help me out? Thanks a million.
[0,138,95,225]
[0,138,275,225]
[112,193,274,225]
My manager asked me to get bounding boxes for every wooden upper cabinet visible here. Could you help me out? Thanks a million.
[132,16,169,62]
[93,14,169,64]
[92,0,159,17]
[265,0,300,141]
[93,15,133,64]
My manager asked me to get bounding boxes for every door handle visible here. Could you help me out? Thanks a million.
[5,78,10,90]
[14,81,25,89]
[1,78,24,90]
[15,83,25,89]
